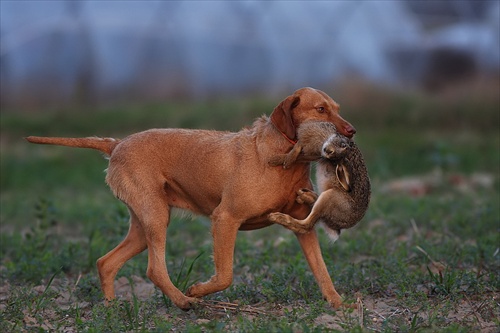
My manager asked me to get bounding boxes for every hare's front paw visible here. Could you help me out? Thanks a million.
[268,154,289,168]
[296,188,318,205]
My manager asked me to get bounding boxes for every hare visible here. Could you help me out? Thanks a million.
[269,121,370,241]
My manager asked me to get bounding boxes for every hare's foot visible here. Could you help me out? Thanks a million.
[296,188,318,205]
[268,213,312,234]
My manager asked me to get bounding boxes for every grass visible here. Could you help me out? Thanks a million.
[1,81,499,332]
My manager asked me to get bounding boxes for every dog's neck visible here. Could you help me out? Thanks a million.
[267,115,297,145]
[278,131,298,145]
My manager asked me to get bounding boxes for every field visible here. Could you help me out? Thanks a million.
[1,81,499,332]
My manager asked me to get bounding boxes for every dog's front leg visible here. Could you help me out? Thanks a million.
[186,209,240,298]
[296,230,344,308]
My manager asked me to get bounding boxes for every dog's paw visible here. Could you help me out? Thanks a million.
[341,302,359,310]
[185,283,204,298]
[326,296,344,309]
[325,294,358,310]
[171,295,199,311]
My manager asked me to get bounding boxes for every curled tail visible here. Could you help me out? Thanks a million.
[25,136,120,155]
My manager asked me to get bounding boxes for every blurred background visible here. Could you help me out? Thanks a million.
[1,0,499,221]
[0,0,499,224]
[1,0,499,110]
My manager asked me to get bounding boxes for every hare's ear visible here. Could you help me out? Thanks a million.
[270,95,300,141]
[336,163,351,192]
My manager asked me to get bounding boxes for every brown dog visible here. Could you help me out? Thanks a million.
[26,87,356,310]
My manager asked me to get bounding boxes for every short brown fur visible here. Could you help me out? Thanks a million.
[26,88,357,310]
[269,121,371,241]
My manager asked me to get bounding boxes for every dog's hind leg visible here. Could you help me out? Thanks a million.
[96,207,147,302]
[186,209,241,298]
[135,197,197,310]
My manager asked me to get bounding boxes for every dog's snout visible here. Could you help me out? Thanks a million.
[344,125,356,138]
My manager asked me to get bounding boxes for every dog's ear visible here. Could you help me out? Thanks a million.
[270,95,300,141]
[336,163,351,192]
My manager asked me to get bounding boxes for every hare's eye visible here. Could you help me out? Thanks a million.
[317,107,325,113]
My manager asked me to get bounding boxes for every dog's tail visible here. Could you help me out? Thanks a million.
[25,136,120,155]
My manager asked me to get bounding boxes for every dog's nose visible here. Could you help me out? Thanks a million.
[323,146,334,156]
[344,125,356,138]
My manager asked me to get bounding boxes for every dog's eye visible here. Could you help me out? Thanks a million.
[317,107,325,113]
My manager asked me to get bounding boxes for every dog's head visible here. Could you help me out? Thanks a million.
[270,87,356,143]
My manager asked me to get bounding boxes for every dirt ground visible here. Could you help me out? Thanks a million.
[1,275,498,332]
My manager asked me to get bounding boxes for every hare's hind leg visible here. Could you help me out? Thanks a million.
[269,190,332,233]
